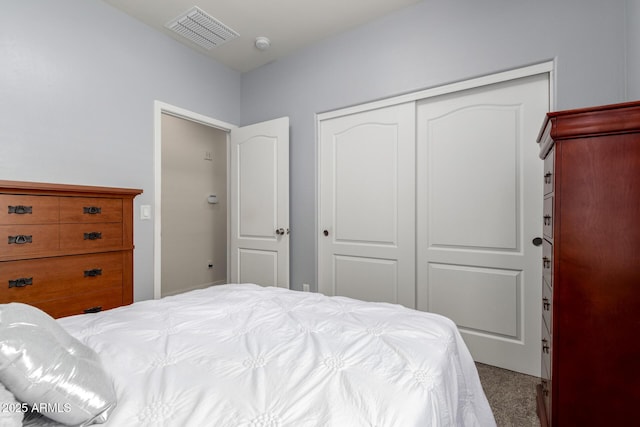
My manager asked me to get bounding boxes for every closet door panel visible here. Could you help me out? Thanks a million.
[417,73,548,376]
[334,255,398,303]
[319,103,415,308]
[427,106,518,250]
[334,127,397,245]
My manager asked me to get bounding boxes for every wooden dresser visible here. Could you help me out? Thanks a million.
[535,101,640,426]
[0,181,142,318]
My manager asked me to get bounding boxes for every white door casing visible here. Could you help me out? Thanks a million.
[318,103,416,308]
[416,74,549,376]
[230,117,290,288]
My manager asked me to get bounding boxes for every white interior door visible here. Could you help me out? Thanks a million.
[230,117,289,288]
[318,103,416,308]
[416,74,549,375]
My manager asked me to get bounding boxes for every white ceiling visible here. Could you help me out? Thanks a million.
[102,0,423,73]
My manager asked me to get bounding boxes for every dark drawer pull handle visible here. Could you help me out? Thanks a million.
[543,215,552,225]
[83,306,102,314]
[543,297,550,311]
[84,232,102,240]
[83,206,102,215]
[8,277,33,288]
[8,205,33,214]
[544,172,552,184]
[84,268,103,277]
[8,235,32,244]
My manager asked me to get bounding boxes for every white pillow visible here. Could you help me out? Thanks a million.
[0,303,116,426]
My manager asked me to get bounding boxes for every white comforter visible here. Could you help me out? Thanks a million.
[54,284,495,426]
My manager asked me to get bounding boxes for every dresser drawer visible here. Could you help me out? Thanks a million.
[0,225,59,258]
[0,195,59,225]
[59,197,122,223]
[543,147,555,195]
[543,196,553,239]
[32,287,124,318]
[543,239,553,287]
[59,222,123,250]
[0,252,123,304]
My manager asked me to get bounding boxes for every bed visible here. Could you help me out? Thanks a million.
[1,284,496,426]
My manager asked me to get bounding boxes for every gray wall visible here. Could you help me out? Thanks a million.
[1,0,634,299]
[240,0,629,292]
[0,0,240,301]
[628,0,640,100]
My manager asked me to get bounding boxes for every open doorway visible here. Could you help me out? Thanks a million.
[153,101,236,299]
[160,113,227,297]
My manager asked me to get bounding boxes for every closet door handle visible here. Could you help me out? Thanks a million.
[275,228,285,235]
[323,230,329,237]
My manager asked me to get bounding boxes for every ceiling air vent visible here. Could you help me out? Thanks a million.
[165,6,239,50]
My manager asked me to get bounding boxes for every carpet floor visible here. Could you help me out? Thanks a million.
[475,362,540,427]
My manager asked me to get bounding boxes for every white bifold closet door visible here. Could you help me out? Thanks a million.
[318,103,416,308]
[318,73,549,376]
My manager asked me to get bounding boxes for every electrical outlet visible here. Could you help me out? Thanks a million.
[204,151,213,161]
[302,283,310,292]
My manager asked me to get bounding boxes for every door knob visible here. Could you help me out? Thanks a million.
[532,237,543,246]
[276,228,285,235]
[323,230,329,236]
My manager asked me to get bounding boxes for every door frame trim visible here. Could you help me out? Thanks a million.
[153,101,236,299]
[315,60,555,292]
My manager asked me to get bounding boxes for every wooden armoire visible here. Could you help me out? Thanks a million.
[536,101,640,426]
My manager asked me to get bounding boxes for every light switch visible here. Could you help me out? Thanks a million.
[140,205,151,220]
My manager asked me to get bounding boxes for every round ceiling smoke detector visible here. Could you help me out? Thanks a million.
[254,36,271,51]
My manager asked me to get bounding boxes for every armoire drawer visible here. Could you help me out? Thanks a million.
[543,147,555,195]
[0,252,124,304]
[543,196,554,239]
[0,195,59,225]
[543,239,553,287]
[0,224,59,258]
[540,378,551,426]
[541,322,551,382]
[59,222,123,250]
[542,278,552,331]
[32,287,124,318]
[59,197,123,223]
